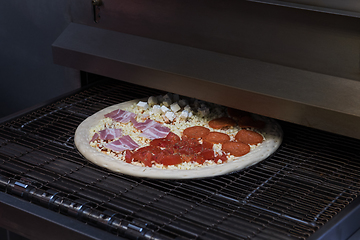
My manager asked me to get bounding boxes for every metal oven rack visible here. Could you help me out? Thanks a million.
[1,79,360,240]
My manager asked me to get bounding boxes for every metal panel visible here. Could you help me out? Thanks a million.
[69,0,360,82]
[248,0,360,18]
[53,23,360,140]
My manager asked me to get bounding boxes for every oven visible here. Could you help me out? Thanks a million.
[1,1,360,239]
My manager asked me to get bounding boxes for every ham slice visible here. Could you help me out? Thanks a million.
[90,132,99,143]
[104,109,136,123]
[132,119,170,139]
[105,135,139,152]
[99,128,122,140]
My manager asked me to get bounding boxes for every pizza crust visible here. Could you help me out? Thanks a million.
[75,100,283,179]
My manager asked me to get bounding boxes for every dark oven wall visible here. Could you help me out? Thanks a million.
[0,1,81,120]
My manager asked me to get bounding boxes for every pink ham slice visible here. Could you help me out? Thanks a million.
[105,135,139,152]
[104,109,136,123]
[99,128,122,140]
[132,119,170,140]
[90,132,99,143]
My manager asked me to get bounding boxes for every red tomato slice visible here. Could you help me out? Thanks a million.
[200,149,215,160]
[193,155,205,164]
[214,153,227,163]
[124,150,133,163]
[166,132,181,143]
[161,154,183,166]
[150,138,170,148]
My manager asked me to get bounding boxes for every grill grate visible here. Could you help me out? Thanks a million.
[1,79,360,240]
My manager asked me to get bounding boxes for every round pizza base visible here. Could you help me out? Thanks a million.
[75,100,283,179]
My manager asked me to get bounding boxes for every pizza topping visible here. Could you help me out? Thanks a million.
[227,107,250,120]
[222,142,250,156]
[105,135,140,152]
[170,102,181,113]
[203,132,230,144]
[127,132,226,166]
[139,125,171,140]
[235,129,264,145]
[89,93,268,169]
[105,109,137,123]
[209,117,237,129]
[131,118,171,139]
[137,101,149,110]
[90,132,100,143]
[238,116,266,129]
[183,126,210,139]
[99,128,122,140]
[147,96,158,107]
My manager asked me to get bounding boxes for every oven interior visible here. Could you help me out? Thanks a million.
[2,0,360,239]
[1,77,360,240]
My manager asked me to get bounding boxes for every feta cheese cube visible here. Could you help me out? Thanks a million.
[184,105,192,112]
[161,105,170,113]
[198,106,210,117]
[198,107,210,117]
[163,98,172,107]
[156,95,164,103]
[170,102,181,113]
[148,96,158,106]
[178,99,188,108]
[163,93,173,101]
[165,111,176,122]
[179,110,189,120]
[137,101,149,110]
[152,105,162,114]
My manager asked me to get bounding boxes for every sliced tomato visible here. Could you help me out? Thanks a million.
[193,155,205,164]
[160,154,183,166]
[165,132,181,143]
[124,150,133,163]
[214,153,227,163]
[200,149,215,160]
[202,141,213,149]
[132,146,158,167]
[150,138,170,148]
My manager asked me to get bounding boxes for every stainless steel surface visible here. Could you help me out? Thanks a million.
[247,0,360,18]
[1,80,360,240]
[53,23,360,140]
[68,0,360,82]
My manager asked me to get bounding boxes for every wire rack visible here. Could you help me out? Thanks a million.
[1,79,360,240]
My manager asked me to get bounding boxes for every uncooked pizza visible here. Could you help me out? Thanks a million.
[75,93,282,179]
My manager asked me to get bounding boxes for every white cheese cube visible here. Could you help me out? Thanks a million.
[165,111,176,122]
[163,93,173,101]
[184,105,192,112]
[157,95,164,103]
[193,99,201,109]
[179,110,189,120]
[178,99,188,108]
[161,105,170,113]
[163,98,172,107]
[148,96,158,106]
[137,101,149,110]
[198,107,210,117]
[152,105,162,114]
[170,102,181,113]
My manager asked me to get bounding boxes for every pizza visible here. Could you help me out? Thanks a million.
[74,93,282,179]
